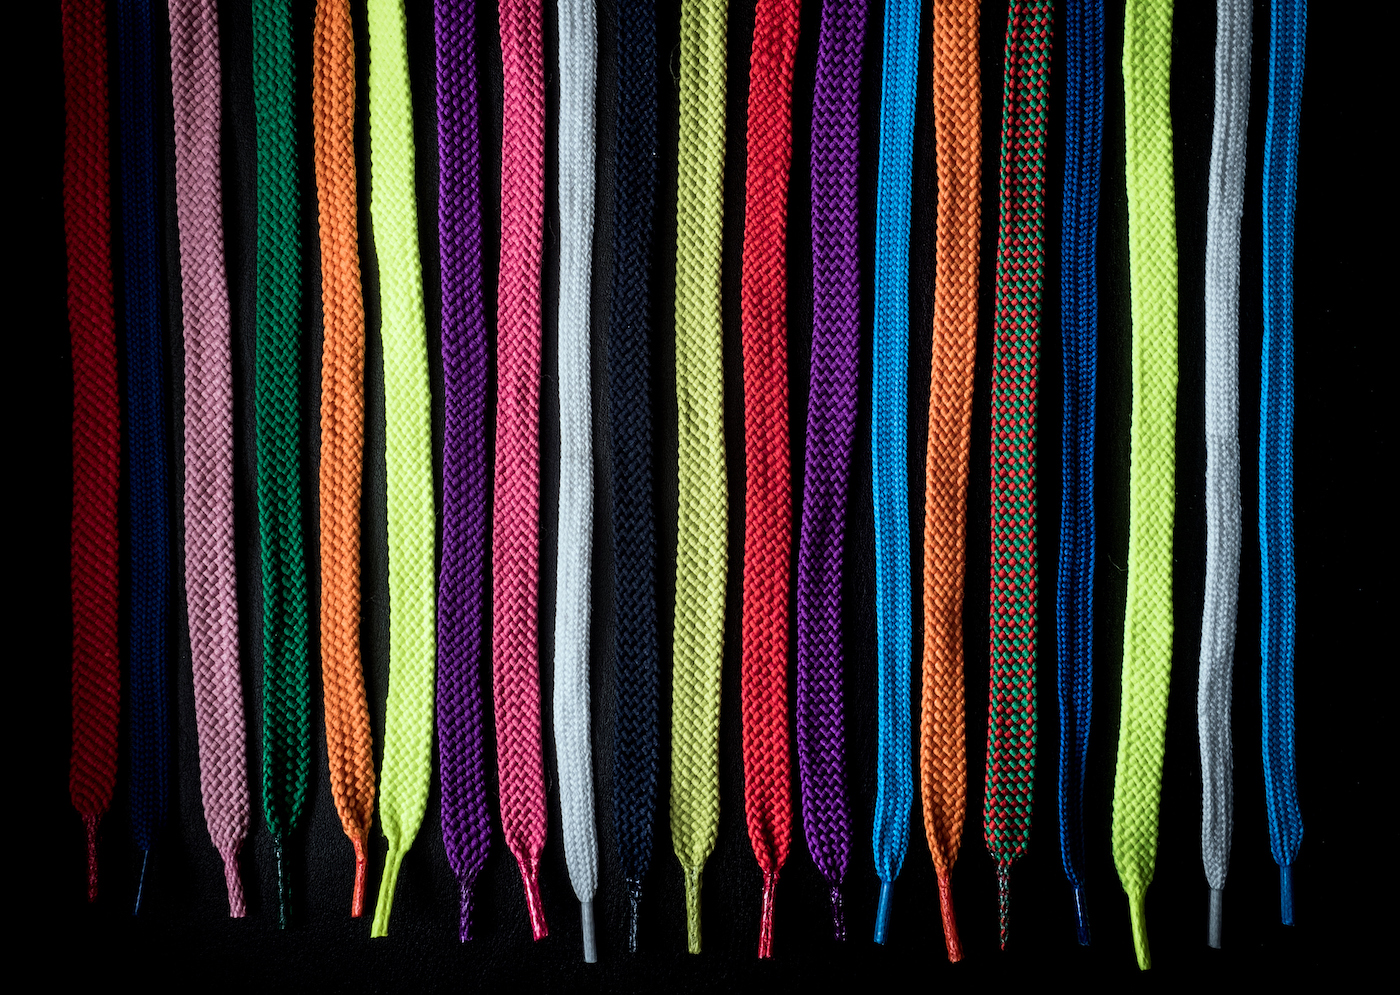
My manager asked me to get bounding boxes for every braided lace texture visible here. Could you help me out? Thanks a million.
[797,0,865,943]
[64,0,121,903]
[920,0,980,963]
[250,0,312,927]
[168,0,250,916]
[1055,0,1102,947]
[869,0,920,944]
[493,0,550,941]
[1260,0,1306,927]
[553,0,600,963]
[1112,0,1178,970]
[313,0,375,917]
[739,0,801,960]
[1198,0,1250,949]
[608,0,661,954]
[436,0,494,944]
[366,0,437,938]
[670,0,729,955]
[118,0,171,900]
[984,0,1052,950]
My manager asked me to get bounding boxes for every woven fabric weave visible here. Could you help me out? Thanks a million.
[167,0,250,916]
[63,0,121,903]
[920,0,980,963]
[670,0,729,956]
[1111,0,1178,971]
[312,0,375,918]
[366,0,438,939]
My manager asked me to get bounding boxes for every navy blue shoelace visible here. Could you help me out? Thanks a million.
[118,0,171,913]
[1055,0,1102,948]
[609,0,660,954]
[1261,0,1306,927]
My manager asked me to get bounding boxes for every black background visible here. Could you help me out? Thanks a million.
[16,0,1383,990]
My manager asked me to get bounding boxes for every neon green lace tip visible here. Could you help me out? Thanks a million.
[684,865,703,954]
[370,846,405,938]
[1128,889,1151,970]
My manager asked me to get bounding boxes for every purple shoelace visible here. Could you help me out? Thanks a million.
[435,0,493,943]
[796,0,867,942]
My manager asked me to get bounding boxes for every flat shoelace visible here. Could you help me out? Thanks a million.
[494,0,550,941]
[435,0,493,944]
[250,0,312,929]
[919,0,980,963]
[312,0,375,918]
[118,0,171,913]
[1112,0,1178,971]
[1198,0,1251,950]
[869,0,919,945]
[739,0,800,960]
[670,0,729,956]
[797,0,865,944]
[1055,0,1102,947]
[609,0,661,955]
[984,0,1052,950]
[63,0,121,903]
[366,0,437,939]
[168,0,250,917]
[1260,0,1306,928]
[553,0,601,963]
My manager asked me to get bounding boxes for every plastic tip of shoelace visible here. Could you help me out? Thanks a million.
[1128,889,1151,970]
[134,849,150,916]
[757,871,777,959]
[828,883,845,942]
[351,837,368,918]
[937,869,963,962]
[521,860,549,941]
[683,865,703,954]
[873,880,894,945]
[1279,864,1295,926]
[580,899,598,962]
[1207,888,1223,949]
[626,878,643,953]
[222,846,247,918]
[84,814,99,902]
[458,877,477,943]
[1072,884,1091,946]
[274,835,290,931]
[996,862,1012,950]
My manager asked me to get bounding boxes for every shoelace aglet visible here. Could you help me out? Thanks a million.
[757,871,777,959]
[581,899,597,963]
[222,845,247,919]
[458,877,477,943]
[134,849,150,916]
[873,879,893,945]
[1279,863,1295,926]
[1072,884,1091,946]
[1128,887,1151,970]
[351,837,367,918]
[84,813,99,902]
[828,883,845,942]
[996,861,1011,950]
[1207,887,1223,948]
[937,868,963,962]
[274,835,290,931]
[625,878,643,953]
[683,865,703,954]
[519,855,549,941]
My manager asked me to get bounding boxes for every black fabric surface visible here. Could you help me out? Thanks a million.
[18,0,1381,988]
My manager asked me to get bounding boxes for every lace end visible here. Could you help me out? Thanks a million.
[274,835,290,931]
[1073,884,1091,946]
[626,878,643,953]
[996,862,1011,950]
[683,865,702,954]
[1128,889,1151,970]
[581,899,598,963]
[459,877,477,942]
[84,813,99,902]
[757,871,777,959]
[134,849,150,915]
[1279,864,1295,926]
[873,879,893,945]
[370,846,404,938]
[519,854,549,941]
[222,847,247,918]
[1207,887,1223,948]
[937,868,963,962]
[351,837,368,918]
[828,883,845,942]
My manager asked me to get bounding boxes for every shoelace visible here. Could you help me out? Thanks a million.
[436,0,494,944]
[609,0,661,955]
[739,0,801,961]
[1055,0,1101,947]
[869,0,919,945]
[1260,0,1306,929]
[118,0,171,914]
[919,0,980,963]
[1198,0,1250,950]
[553,0,600,963]
[63,0,121,904]
[493,0,550,941]
[670,0,729,956]
[797,0,865,945]
[250,0,312,929]
[167,0,251,917]
[1111,0,1178,971]
[984,0,1052,950]
[312,0,375,918]
[366,0,438,938]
